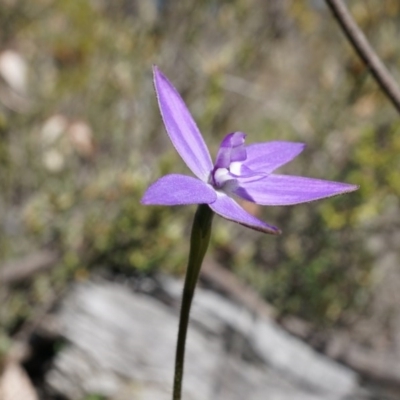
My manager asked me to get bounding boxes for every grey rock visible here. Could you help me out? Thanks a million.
[47,279,360,400]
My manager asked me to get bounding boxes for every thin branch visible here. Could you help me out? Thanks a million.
[325,0,400,114]
[0,250,59,285]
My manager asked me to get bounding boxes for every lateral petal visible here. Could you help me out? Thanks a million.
[153,67,213,181]
[209,193,280,234]
[235,174,359,206]
[141,174,217,205]
[243,141,305,174]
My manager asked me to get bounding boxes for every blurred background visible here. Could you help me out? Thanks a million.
[0,0,400,399]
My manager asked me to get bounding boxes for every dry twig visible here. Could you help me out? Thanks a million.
[325,0,400,114]
[0,250,59,285]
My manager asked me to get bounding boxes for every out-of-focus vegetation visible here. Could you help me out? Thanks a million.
[1,0,400,349]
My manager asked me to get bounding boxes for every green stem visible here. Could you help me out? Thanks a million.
[173,204,214,400]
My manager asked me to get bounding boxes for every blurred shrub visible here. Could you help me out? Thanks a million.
[1,0,400,337]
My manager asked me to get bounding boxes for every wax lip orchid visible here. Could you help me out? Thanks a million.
[141,66,358,233]
[142,67,359,400]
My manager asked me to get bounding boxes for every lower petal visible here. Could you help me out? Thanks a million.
[209,193,280,234]
[141,174,217,205]
[235,174,359,206]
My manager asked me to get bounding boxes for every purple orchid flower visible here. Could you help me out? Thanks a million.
[141,67,358,234]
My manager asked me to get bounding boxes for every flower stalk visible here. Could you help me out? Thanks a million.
[173,204,214,400]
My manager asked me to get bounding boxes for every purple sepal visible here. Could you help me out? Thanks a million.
[141,174,217,205]
[153,67,213,181]
[209,193,280,234]
[235,174,359,206]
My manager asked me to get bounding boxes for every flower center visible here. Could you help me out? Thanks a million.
[211,132,247,189]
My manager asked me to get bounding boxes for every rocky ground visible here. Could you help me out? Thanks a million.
[2,265,400,400]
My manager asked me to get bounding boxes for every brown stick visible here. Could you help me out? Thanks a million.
[325,0,400,114]
[0,250,59,285]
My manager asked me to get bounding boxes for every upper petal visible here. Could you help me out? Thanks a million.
[209,193,280,234]
[243,141,305,174]
[153,67,213,181]
[141,174,217,205]
[234,174,359,206]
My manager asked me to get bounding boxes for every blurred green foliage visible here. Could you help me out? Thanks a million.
[83,395,106,400]
[1,0,400,344]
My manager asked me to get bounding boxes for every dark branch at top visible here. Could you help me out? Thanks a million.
[325,0,400,115]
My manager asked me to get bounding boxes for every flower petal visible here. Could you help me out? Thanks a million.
[243,141,305,174]
[235,174,359,206]
[141,174,217,205]
[153,67,213,181]
[209,193,280,234]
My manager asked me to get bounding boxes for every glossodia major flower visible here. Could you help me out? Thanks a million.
[141,67,358,234]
